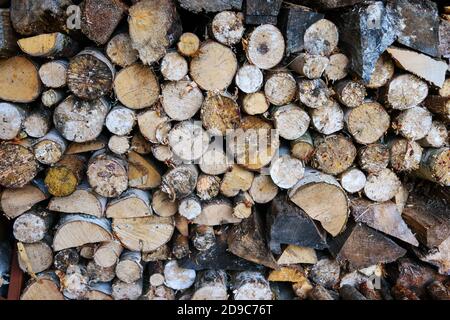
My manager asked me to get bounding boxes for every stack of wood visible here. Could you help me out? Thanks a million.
[0,0,449,300]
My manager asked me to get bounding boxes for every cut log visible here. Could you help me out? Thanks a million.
[335,80,366,108]
[385,74,429,110]
[345,101,390,144]
[152,190,178,218]
[108,135,130,155]
[393,106,433,141]
[17,240,53,274]
[172,232,190,259]
[112,216,174,252]
[228,209,277,269]
[93,240,123,268]
[0,142,40,188]
[339,168,366,193]
[235,64,263,94]
[0,56,42,103]
[232,271,272,300]
[268,265,306,283]
[39,60,68,88]
[350,198,418,246]
[292,277,314,300]
[33,129,67,165]
[23,105,51,138]
[1,183,48,219]
[329,223,406,270]
[201,93,240,136]
[423,95,449,124]
[289,168,349,237]
[340,285,367,300]
[389,138,423,172]
[245,24,285,70]
[128,0,182,65]
[80,0,128,45]
[290,132,315,163]
[105,106,136,136]
[13,209,53,243]
[199,147,230,176]
[161,164,198,200]
[86,260,116,283]
[142,244,170,262]
[0,9,18,57]
[86,283,113,300]
[168,121,209,162]
[324,53,349,81]
[358,143,390,174]
[112,278,143,300]
[192,225,216,252]
[364,168,401,202]
[304,19,338,56]
[127,151,162,190]
[106,32,138,68]
[310,101,344,135]
[20,273,64,300]
[312,135,356,175]
[174,214,189,237]
[268,193,328,254]
[18,32,78,57]
[116,251,143,284]
[277,245,318,265]
[179,195,202,220]
[161,80,203,122]
[264,72,297,106]
[366,53,395,89]
[309,258,340,288]
[418,121,448,149]
[106,189,152,219]
[211,11,244,46]
[196,174,221,201]
[131,133,152,155]
[79,244,96,260]
[415,148,450,187]
[0,102,26,140]
[298,79,334,109]
[53,215,112,251]
[290,53,329,79]
[270,155,305,189]
[66,136,107,155]
[44,154,85,197]
[190,41,237,91]
[193,198,241,226]
[164,260,196,290]
[273,104,310,141]
[242,91,269,115]
[137,107,169,144]
[177,32,200,57]
[192,270,228,300]
[249,174,278,204]
[161,52,188,81]
[54,95,110,143]
[220,165,254,197]
[54,248,80,272]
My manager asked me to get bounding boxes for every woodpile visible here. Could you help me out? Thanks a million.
[0,0,449,301]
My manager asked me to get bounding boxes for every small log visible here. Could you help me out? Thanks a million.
[137,107,169,143]
[114,63,160,110]
[161,80,203,122]
[112,216,174,252]
[292,278,314,300]
[20,273,64,300]
[192,270,228,300]
[61,264,90,299]
[193,197,241,226]
[270,155,305,189]
[152,190,178,217]
[1,183,48,219]
[389,138,423,172]
[18,32,78,57]
[38,60,68,88]
[393,106,433,141]
[67,49,115,100]
[228,209,277,269]
[264,72,297,106]
[335,80,366,108]
[13,209,53,243]
[161,164,198,200]
[112,278,143,300]
[268,265,307,283]
[273,104,310,141]
[0,56,42,103]
[350,198,418,246]
[220,165,254,197]
[164,260,196,290]
[245,24,285,70]
[41,88,65,107]
[128,0,182,65]
[385,74,429,110]
[172,233,190,259]
[190,41,237,91]
[290,53,329,79]
[93,240,123,268]
[364,168,401,202]
[324,53,349,81]
[44,154,85,197]
[33,129,67,165]
[304,19,338,56]
[249,174,278,204]
[0,102,26,140]
[232,271,272,300]
[106,188,152,219]
[175,214,189,237]
[310,100,344,135]
[345,101,390,144]
[178,0,242,13]
[366,53,395,89]
[23,105,51,138]
[244,0,282,25]
[105,106,136,136]
[0,142,40,188]
[312,134,356,176]
[201,93,241,136]
[79,244,96,260]
[54,248,80,272]
[418,121,448,148]
[329,222,406,270]
[53,214,112,251]
[290,132,315,163]
[108,135,130,155]
[196,174,221,201]
[242,92,269,115]
[161,52,188,81]
[177,32,200,57]
[116,251,143,284]
[192,225,216,252]
[212,11,245,46]
[17,240,53,274]
[80,0,128,45]
[127,151,161,189]
[142,244,170,262]
[86,260,115,283]
[309,258,340,288]
[179,195,202,220]
[0,9,18,57]
[168,121,209,162]
[289,168,349,237]
[277,245,318,265]
[199,148,230,176]
[339,168,366,193]
[235,64,264,94]
[233,191,254,219]
[298,79,334,109]
[106,33,138,68]
[358,143,390,174]
[268,193,328,254]
[415,148,450,187]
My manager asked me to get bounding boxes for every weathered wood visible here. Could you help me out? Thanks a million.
[1,183,48,219]
[264,72,297,106]
[290,132,315,163]
[23,105,51,138]
[193,197,241,226]
[270,154,305,189]
[304,19,338,56]
[394,106,433,141]
[0,142,40,188]
[278,245,317,266]
[324,53,349,81]
[244,0,282,25]
[112,278,143,300]
[161,52,188,81]
[364,168,401,202]
[17,240,53,274]
[245,24,285,69]
[192,225,216,252]
[116,251,143,284]
[107,32,138,68]
[196,174,221,201]
[415,148,450,187]
[13,209,53,243]
[33,129,67,165]
[93,240,123,268]
[164,260,196,290]
[0,9,18,57]
[357,143,390,174]
[106,188,152,219]
[161,164,198,201]
[339,168,366,194]
[0,102,26,140]
[312,135,357,175]
[44,154,84,197]
[232,271,272,300]
[212,11,245,46]
[54,248,79,272]
[127,151,162,190]
[389,138,423,172]
[192,270,228,300]
[168,121,209,161]
[39,60,68,88]
[177,32,200,57]
[20,272,64,300]
[298,78,333,109]
[366,53,395,89]
[178,0,242,13]
[290,53,329,79]
[242,91,270,115]
[105,106,136,136]
[18,32,78,57]
[418,121,448,149]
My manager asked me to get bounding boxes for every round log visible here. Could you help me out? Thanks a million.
[212,11,245,46]
[116,251,143,284]
[235,64,264,94]
[161,80,204,121]
[364,168,401,202]
[17,240,53,274]
[106,33,138,68]
[152,189,178,217]
[339,168,366,193]
[298,78,334,109]
[242,91,270,115]
[161,165,199,200]
[249,174,278,204]
[168,121,210,161]
[394,106,433,141]
[264,72,297,106]
[192,270,228,300]
[324,53,349,81]
[415,148,450,186]
[273,104,310,140]
[389,138,423,172]
[179,195,202,220]
[38,60,68,88]
[33,129,67,165]
[386,74,428,110]
[418,121,448,148]
[290,53,329,79]
[201,93,241,136]
[358,143,390,174]
[312,135,357,175]
[105,106,136,136]
[0,142,40,188]
[246,24,285,70]
[177,32,200,57]
[270,155,305,189]
[93,240,123,268]
[44,155,85,197]
[13,209,52,243]
[304,19,338,56]
[233,271,272,300]
[164,260,196,290]
[335,80,366,108]
[0,102,26,140]
[367,53,395,89]
[196,174,221,201]
[106,188,152,219]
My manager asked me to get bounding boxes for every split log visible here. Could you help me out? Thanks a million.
[152,190,178,217]
[193,198,241,226]
[105,106,136,136]
[309,258,340,288]
[427,281,450,300]
[418,121,448,148]
[17,240,53,274]
[387,47,447,88]
[0,142,40,188]
[415,236,450,275]
[0,102,26,140]
[277,245,318,265]
[131,133,152,155]
[385,74,429,110]
[179,195,202,220]
[358,143,390,174]
[161,164,198,200]
[164,260,196,290]
[270,155,305,189]
[178,0,242,13]
[290,132,315,163]
[304,19,338,56]
[112,278,143,300]
[38,60,68,88]
[196,174,221,201]
[329,222,406,270]
[292,277,314,300]
[235,64,264,94]
[20,272,64,300]
[13,209,53,243]
[192,225,216,252]
[245,24,285,70]
[211,11,244,46]
[86,260,116,283]
[168,121,209,162]
[242,92,269,115]
[249,174,278,204]
[423,96,449,124]
[116,251,143,284]
[53,215,112,251]
[18,32,79,57]
[389,138,423,172]
[54,96,110,143]
[289,168,349,237]
[151,145,176,165]
[339,168,366,193]
[23,106,51,138]
[44,154,85,197]
[54,248,79,272]
[345,101,390,144]
[106,33,138,68]
[366,53,395,89]
[0,9,18,57]
[268,266,307,283]
[268,193,328,254]
[308,285,336,300]
[233,191,254,219]
[190,41,237,91]
[172,233,190,259]
[142,244,170,262]
[80,0,128,45]
[114,63,160,110]
[112,216,174,252]
[106,188,152,219]
[48,183,106,218]
[66,136,107,155]
[264,72,297,106]
[415,148,450,186]
[310,100,344,135]
[350,198,418,246]
[227,209,277,269]
[33,129,67,165]
[312,135,356,175]
[161,52,188,81]
[393,106,433,141]
[67,49,115,100]
[192,270,228,300]
[93,240,123,268]
[298,79,334,109]
[177,32,200,57]
[1,183,48,219]
[161,80,203,122]
[0,56,42,103]
[232,271,272,300]
[364,168,401,202]
[290,53,328,79]
[127,151,161,190]
[174,215,189,237]
[128,0,182,65]
[220,165,254,197]
[324,53,349,81]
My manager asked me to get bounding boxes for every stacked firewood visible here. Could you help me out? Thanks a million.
[0,0,449,300]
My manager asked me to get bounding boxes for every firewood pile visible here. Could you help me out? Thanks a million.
[0,0,449,300]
